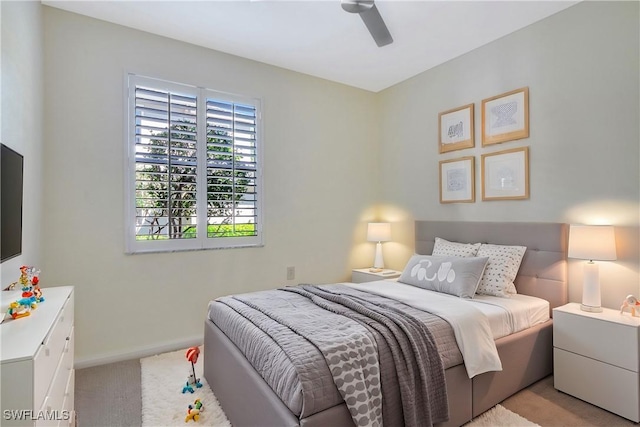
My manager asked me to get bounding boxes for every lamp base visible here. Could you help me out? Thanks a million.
[581,261,602,313]
[580,303,603,313]
[373,242,385,269]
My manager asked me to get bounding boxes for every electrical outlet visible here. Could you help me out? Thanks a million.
[287,266,295,280]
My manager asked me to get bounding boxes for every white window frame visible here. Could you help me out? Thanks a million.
[125,74,263,254]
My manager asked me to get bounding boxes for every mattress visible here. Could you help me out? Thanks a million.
[207,282,548,418]
[471,293,550,339]
[352,281,550,340]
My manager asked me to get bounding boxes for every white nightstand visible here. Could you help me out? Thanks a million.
[553,302,640,422]
[351,268,401,283]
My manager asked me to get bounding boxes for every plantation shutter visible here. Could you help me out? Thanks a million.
[134,85,198,240]
[206,99,259,238]
[126,74,262,254]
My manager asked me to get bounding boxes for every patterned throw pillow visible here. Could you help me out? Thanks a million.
[475,243,527,297]
[432,237,481,257]
[399,255,490,299]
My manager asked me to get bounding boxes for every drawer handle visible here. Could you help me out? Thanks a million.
[64,336,70,352]
[45,347,50,357]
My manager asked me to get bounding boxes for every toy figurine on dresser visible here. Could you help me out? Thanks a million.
[5,266,44,320]
[620,295,640,317]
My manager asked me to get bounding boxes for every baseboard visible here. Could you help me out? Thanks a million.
[74,335,202,369]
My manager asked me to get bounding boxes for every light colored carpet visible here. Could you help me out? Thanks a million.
[75,358,142,427]
[465,404,540,426]
[140,347,231,427]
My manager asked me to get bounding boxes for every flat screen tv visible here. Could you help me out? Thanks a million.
[1,143,24,262]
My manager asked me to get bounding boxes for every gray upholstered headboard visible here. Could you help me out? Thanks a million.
[415,221,568,312]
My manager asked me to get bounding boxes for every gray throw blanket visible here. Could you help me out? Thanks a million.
[228,284,448,427]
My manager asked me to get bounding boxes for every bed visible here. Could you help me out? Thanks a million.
[204,221,568,426]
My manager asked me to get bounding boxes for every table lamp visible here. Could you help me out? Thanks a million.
[367,222,391,271]
[568,224,617,312]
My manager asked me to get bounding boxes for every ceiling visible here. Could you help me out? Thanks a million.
[42,1,579,92]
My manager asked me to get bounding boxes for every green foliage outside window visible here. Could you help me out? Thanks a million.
[135,122,252,240]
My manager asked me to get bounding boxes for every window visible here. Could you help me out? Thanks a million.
[126,74,262,253]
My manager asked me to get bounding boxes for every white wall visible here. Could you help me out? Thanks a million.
[35,1,640,365]
[1,1,44,288]
[42,7,380,366]
[377,1,640,310]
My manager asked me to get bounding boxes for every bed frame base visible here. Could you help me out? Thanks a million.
[204,318,552,427]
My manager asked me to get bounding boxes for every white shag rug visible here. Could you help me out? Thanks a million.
[465,404,540,427]
[142,348,537,427]
[141,347,231,427]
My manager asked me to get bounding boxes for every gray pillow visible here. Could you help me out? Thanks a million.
[399,255,490,299]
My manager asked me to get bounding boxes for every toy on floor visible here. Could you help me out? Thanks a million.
[181,346,203,393]
[185,398,204,423]
[620,294,640,317]
[181,374,200,394]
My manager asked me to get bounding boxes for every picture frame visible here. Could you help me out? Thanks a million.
[482,87,529,146]
[439,156,475,203]
[481,146,529,201]
[438,103,474,153]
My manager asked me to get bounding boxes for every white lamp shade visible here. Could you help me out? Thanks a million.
[568,225,617,261]
[367,223,391,242]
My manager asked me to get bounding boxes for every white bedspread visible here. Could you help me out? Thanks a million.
[345,281,502,378]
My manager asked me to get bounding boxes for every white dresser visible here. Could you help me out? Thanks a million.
[1,286,75,426]
[553,302,640,422]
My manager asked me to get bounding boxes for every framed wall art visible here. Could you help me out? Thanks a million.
[481,146,529,201]
[438,103,474,153]
[439,156,475,203]
[482,87,529,146]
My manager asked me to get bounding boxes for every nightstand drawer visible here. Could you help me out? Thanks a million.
[553,309,639,371]
[554,348,640,422]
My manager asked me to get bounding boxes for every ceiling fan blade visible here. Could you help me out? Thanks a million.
[341,0,374,14]
[358,4,393,47]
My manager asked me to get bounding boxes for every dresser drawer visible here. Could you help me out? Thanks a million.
[36,328,74,427]
[33,296,74,411]
[61,370,75,427]
[555,348,640,422]
[554,309,639,371]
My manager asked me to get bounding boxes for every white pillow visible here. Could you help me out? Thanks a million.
[475,243,527,297]
[399,255,490,299]
[432,237,481,257]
